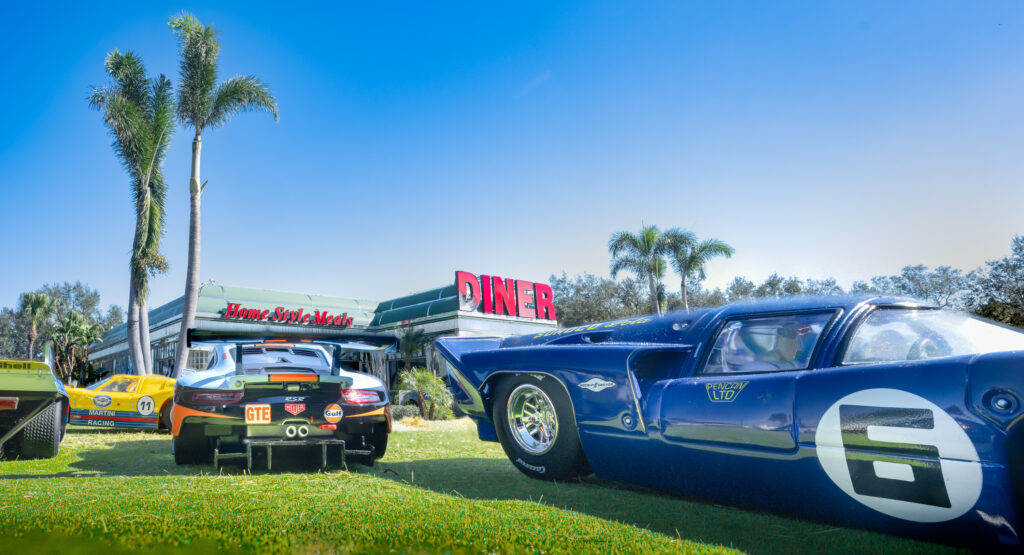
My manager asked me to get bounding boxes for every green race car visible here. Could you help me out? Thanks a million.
[0,359,69,460]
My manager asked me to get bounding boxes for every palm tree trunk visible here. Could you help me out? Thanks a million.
[173,136,203,378]
[127,281,146,376]
[647,273,661,316]
[681,276,689,312]
[139,300,152,375]
[68,345,77,383]
[27,324,37,360]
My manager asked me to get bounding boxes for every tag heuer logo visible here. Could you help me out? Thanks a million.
[579,377,616,392]
[284,403,305,416]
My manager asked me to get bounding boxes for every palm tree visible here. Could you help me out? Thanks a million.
[18,293,59,360]
[663,228,735,311]
[89,50,174,375]
[609,225,671,316]
[78,322,107,385]
[398,328,430,372]
[168,13,279,378]
[50,311,90,381]
[397,367,453,420]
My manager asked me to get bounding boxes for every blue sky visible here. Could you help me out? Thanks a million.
[2,1,1023,311]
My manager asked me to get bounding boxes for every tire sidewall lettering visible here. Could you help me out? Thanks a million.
[816,388,982,522]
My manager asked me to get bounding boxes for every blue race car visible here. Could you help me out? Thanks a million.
[435,296,1024,548]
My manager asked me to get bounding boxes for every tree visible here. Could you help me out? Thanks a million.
[169,13,279,378]
[2,284,121,362]
[18,293,59,360]
[549,273,647,327]
[398,328,430,371]
[969,236,1024,325]
[726,276,755,302]
[397,367,453,420]
[90,50,174,375]
[609,225,671,316]
[853,265,971,308]
[663,229,734,311]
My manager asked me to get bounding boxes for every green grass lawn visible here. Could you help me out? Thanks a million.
[0,419,960,554]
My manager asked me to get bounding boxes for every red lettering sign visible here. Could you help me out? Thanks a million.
[456,271,481,310]
[222,304,352,327]
[493,277,516,316]
[453,271,557,321]
[515,280,536,318]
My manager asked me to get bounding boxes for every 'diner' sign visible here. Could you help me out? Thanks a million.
[456,271,556,321]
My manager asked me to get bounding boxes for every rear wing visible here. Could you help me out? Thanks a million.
[186,328,397,376]
[186,328,397,351]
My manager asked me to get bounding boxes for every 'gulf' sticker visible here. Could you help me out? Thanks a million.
[816,388,981,523]
[324,404,343,423]
[245,404,271,424]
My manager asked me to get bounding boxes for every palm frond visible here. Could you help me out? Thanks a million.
[170,12,220,130]
[205,75,279,129]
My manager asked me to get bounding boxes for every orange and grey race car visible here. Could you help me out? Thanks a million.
[172,329,395,470]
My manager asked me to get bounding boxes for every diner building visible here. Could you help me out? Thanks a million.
[87,270,558,388]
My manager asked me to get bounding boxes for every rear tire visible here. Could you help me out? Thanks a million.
[173,425,208,465]
[158,402,172,431]
[493,374,590,481]
[370,427,388,460]
[19,402,62,460]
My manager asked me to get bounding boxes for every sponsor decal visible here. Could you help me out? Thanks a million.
[221,303,353,327]
[136,395,155,416]
[0,397,18,410]
[324,404,343,423]
[533,316,652,338]
[93,395,112,408]
[0,361,31,369]
[579,377,616,392]
[245,404,272,425]
[706,381,748,403]
[514,458,546,474]
[284,403,306,416]
[86,410,115,417]
[816,388,982,522]
[284,396,307,402]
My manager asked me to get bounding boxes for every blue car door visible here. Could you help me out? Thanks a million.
[644,311,838,509]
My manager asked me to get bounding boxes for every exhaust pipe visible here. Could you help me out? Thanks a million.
[297,426,309,438]
[285,425,297,438]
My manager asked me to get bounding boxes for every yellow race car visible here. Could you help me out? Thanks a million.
[67,374,175,430]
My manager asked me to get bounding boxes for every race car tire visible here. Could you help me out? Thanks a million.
[347,427,388,466]
[493,374,590,481]
[19,402,62,460]
[158,402,172,431]
[173,425,208,465]
[371,426,388,460]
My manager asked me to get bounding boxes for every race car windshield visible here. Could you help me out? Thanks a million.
[242,344,330,373]
[843,309,1024,365]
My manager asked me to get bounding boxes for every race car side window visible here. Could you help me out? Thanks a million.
[842,308,1024,365]
[100,376,140,393]
[701,312,833,374]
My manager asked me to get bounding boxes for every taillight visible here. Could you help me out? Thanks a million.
[190,390,245,404]
[341,389,381,404]
[0,397,17,410]
[319,424,337,430]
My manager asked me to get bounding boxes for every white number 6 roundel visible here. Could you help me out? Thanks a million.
[815,388,982,522]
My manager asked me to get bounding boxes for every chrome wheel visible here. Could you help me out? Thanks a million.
[506,384,558,455]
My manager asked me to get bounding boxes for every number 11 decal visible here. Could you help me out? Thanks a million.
[816,389,982,523]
